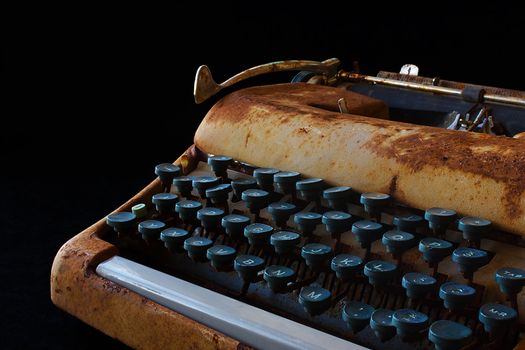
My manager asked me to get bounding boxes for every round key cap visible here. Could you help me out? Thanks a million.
[263,265,296,292]
[428,320,472,350]
[107,212,136,232]
[323,186,352,211]
[267,202,296,227]
[293,212,322,235]
[392,214,424,232]
[173,176,194,198]
[196,207,224,231]
[370,309,396,342]
[207,155,233,177]
[206,245,237,269]
[221,214,250,238]
[364,260,397,288]
[155,163,180,190]
[298,286,331,315]
[352,220,383,249]
[402,272,437,299]
[241,189,270,212]
[296,178,324,201]
[424,207,457,234]
[160,227,190,251]
[439,282,475,311]
[331,254,363,281]
[382,230,416,258]
[452,247,489,274]
[206,183,232,204]
[479,303,517,334]
[270,231,301,255]
[392,308,429,338]
[138,220,166,242]
[458,216,491,242]
[131,203,148,219]
[342,301,374,333]
[495,267,525,295]
[360,192,390,216]
[183,236,213,261]
[175,200,203,223]
[231,177,257,200]
[274,171,301,194]
[418,238,454,265]
[234,255,265,282]
[253,168,279,188]
[301,243,332,270]
[152,193,179,214]
[244,223,273,246]
[192,176,220,199]
[322,211,353,236]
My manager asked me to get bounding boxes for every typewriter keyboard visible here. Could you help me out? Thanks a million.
[101,155,525,350]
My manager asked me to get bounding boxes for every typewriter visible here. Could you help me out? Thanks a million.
[51,58,525,350]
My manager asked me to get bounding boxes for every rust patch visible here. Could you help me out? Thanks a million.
[297,127,309,134]
[244,130,251,147]
[389,175,398,195]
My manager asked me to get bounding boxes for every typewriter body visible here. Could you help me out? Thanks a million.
[51,59,525,350]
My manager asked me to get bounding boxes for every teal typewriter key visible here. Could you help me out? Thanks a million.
[352,220,383,249]
[458,216,491,244]
[392,214,424,233]
[381,230,416,260]
[401,272,437,299]
[207,155,233,178]
[155,163,180,192]
[241,189,270,213]
[183,236,213,262]
[428,320,472,350]
[392,308,429,339]
[478,303,517,334]
[364,260,397,289]
[301,243,333,270]
[293,212,322,236]
[331,254,363,281]
[173,176,194,198]
[323,186,352,211]
[244,223,273,246]
[452,247,489,278]
[273,171,301,195]
[263,265,296,292]
[205,183,232,205]
[196,207,224,231]
[206,245,237,270]
[106,212,136,235]
[322,211,353,237]
[298,286,332,315]
[131,203,148,219]
[267,202,296,227]
[360,192,390,217]
[175,200,203,224]
[234,255,265,282]
[160,227,190,252]
[370,309,396,342]
[152,192,179,215]
[138,219,166,242]
[495,267,525,295]
[221,214,250,239]
[342,301,374,333]
[231,177,257,201]
[439,282,475,311]
[253,167,279,189]
[270,231,301,255]
[296,178,324,201]
[418,237,453,265]
[424,207,457,235]
[192,176,220,199]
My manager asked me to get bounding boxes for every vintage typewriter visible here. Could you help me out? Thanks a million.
[51,58,525,350]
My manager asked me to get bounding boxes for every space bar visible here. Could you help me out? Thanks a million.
[96,256,366,350]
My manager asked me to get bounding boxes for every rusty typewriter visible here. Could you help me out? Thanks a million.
[51,58,525,350]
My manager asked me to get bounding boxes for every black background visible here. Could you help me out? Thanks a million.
[2,3,525,349]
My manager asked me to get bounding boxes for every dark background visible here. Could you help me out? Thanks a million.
[2,3,525,349]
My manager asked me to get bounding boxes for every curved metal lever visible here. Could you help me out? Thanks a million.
[193,58,340,104]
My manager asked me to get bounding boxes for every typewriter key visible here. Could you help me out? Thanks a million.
[352,220,383,250]
[274,171,301,195]
[270,231,301,255]
[360,192,390,217]
[231,177,257,201]
[293,212,322,236]
[183,236,213,262]
[175,200,203,224]
[424,207,457,236]
[392,214,424,233]
[428,320,472,350]
[439,282,476,311]
[331,254,363,281]
[322,211,353,237]
[392,308,428,339]
[155,163,180,192]
[401,272,437,299]
[205,183,232,205]
[234,255,265,283]
[364,260,397,289]
[495,267,525,295]
[253,168,279,190]
[173,176,194,198]
[418,237,454,266]
[207,155,233,178]
[370,309,396,342]
[458,216,491,244]
[106,212,136,235]
[342,301,375,333]
[382,230,417,261]
[244,223,273,246]
[221,214,250,239]
[267,202,296,227]
[192,176,220,200]
[323,186,352,211]
[138,220,166,242]
[160,227,190,252]
[131,203,148,219]
[296,178,324,201]
[478,303,517,334]
[206,245,237,270]
[152,193,179,215]
[452,247,489,278]
[263,265,296,293]
[241,189,270,214]
[196,207,225,232]
[298,286,332,316]
[301,243,333,270]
